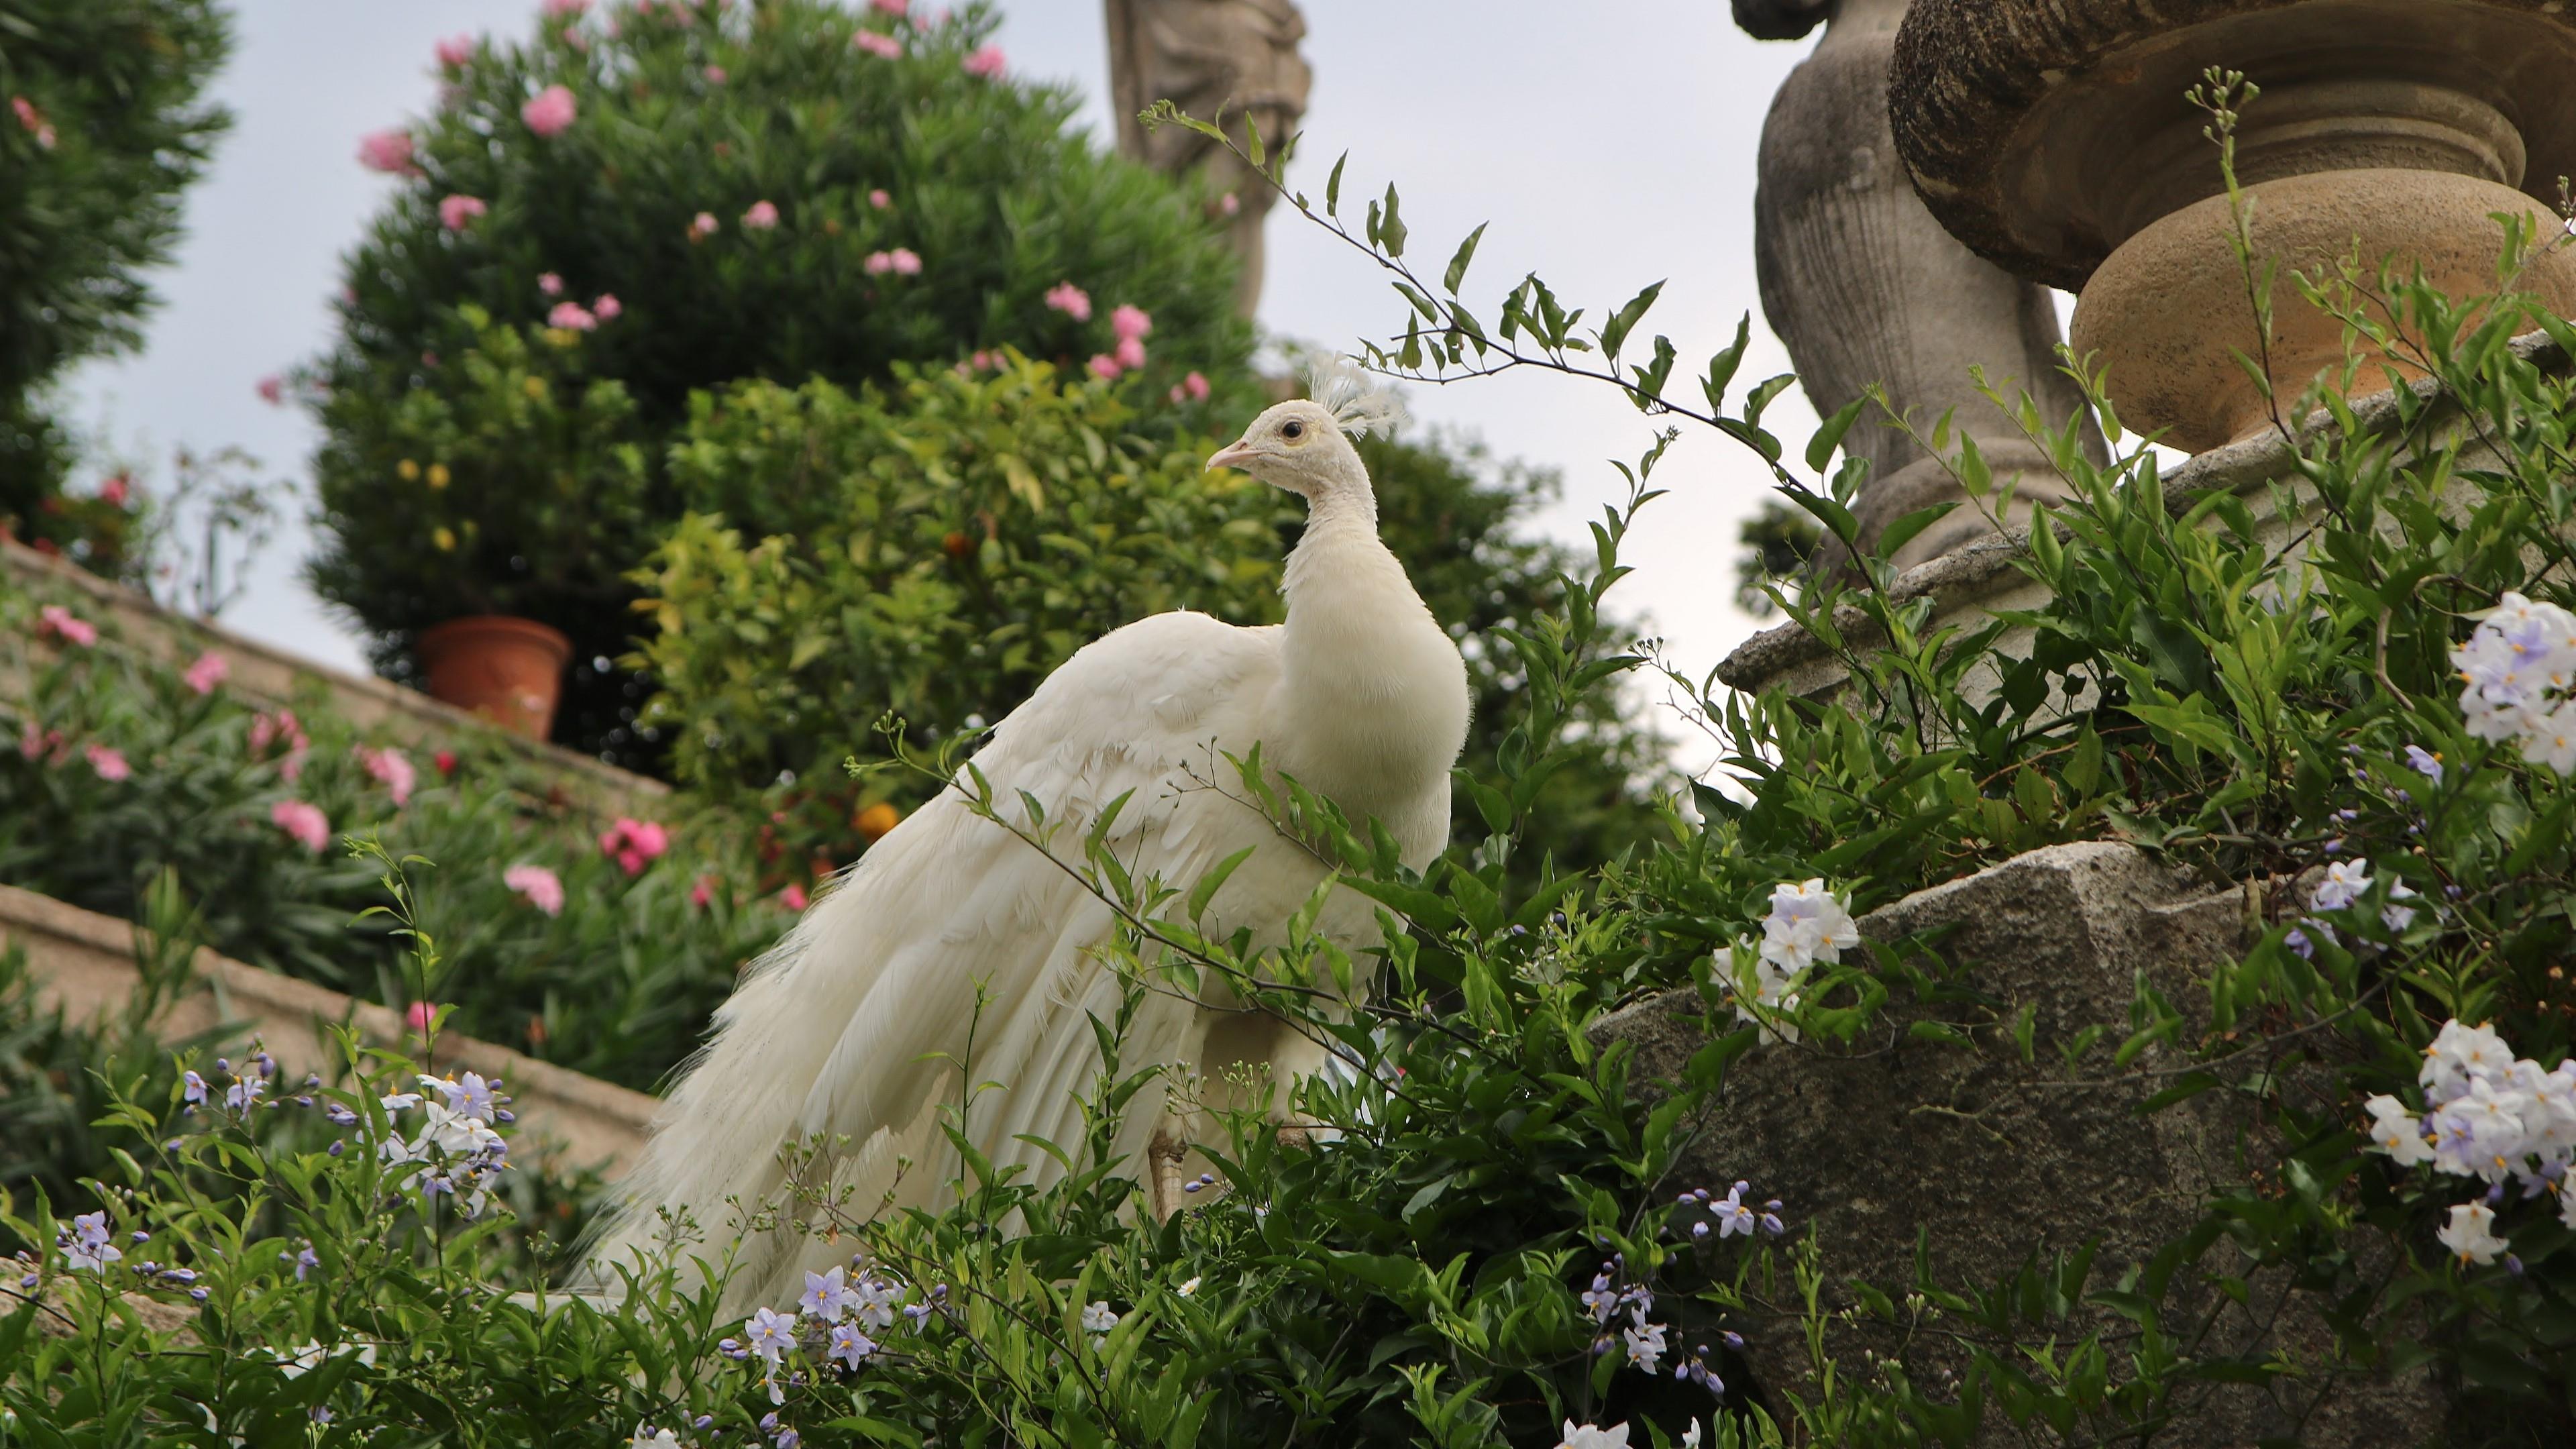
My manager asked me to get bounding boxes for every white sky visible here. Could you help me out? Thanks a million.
[63,0,1830,759]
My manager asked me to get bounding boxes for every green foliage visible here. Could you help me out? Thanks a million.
[307,0,1255,759]
[1730,498,1820,620]
[0,584,780,1091]
[0,0,230,537]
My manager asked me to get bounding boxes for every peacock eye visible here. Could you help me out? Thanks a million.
[1281,419,1305,439]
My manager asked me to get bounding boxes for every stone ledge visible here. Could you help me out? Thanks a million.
[1,881,655,1179]
[1715,329,2569,697]
[2,539,664,818]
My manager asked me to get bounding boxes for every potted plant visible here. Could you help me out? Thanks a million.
[305,306,652,740]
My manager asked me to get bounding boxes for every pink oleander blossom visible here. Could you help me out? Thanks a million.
[19,724,64,763]
[1183,370,1210,401]
[1042,282,1091,321]
[1218,191,1240,216]
[439,195,488,231]
[356,129,415,174]
[538,272,564,296]
[256,374,284,406]
[690,875,716,910]
[743,199,779,229]
[871,0,907,13]
[703,64,727,84]
[887,247,920,274]
[37,605,97,647]
[1087,354,1122,380]
[689,211,719,241]
[406,1001,438,1032]
[85,744,130,782]
[868,188,892,209]
[271,800,330,853]
[547,301,598,331]
[435,34,474,67]
[361,747,417,806]
[961,44,1004,77]
[781,883,810,911]
[1114,335,1146,370]
[593,293,621,320]
[542,0,589,16]
[182,651,229,695]
[521,85,577,137]
[97,475,130,508]
[505,863,566,916]
[863,250,896,276]
[1110,304,1152,341]
[852,30,900,58]
[598,816,672,875]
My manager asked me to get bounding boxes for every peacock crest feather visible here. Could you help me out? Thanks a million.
[1303,356,1409,439]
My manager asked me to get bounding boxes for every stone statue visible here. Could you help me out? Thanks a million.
[1105,0,1313,317]
[1737,0,2104,573]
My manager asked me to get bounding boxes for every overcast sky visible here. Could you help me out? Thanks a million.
[62,0,1826,761]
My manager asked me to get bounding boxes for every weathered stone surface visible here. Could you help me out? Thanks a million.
[1742,0,2101,572]
[1595,842,2444,1445]
[1104,0,1311,316]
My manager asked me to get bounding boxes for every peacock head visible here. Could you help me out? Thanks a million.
[1207,358,1407,503]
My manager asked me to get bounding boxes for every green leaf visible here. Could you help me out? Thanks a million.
[1325,151,1347,215]
[1442,223,1487,295]
[1804,394,1869,473]
[1598,280,1664,363]
[1378,182,1407,258]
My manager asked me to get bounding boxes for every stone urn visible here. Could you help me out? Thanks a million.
[416,615,572,741]
[1888,0,2576,453]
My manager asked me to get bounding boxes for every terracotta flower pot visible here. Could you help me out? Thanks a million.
[416,616,572,741]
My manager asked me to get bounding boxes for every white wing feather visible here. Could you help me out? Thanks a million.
[584,611,1317,1314]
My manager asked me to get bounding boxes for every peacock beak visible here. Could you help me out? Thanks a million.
[1206,440,1258,473]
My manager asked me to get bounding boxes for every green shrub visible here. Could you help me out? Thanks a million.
[306,0,1254,759]
[0,0,231,549]
[0,585,780,1091]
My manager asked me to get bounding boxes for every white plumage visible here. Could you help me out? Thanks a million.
[583,368,1471,1315]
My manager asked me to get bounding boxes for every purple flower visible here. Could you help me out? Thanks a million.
[827,1321,877,1369]
[2405,744,2443,784]
[182,1071,207,1106]
[745,1305,799,1364]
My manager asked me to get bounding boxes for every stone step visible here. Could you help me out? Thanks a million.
[2,539,664,820]
[1,881,655,1179]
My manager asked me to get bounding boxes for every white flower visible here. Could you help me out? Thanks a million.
[1759,878,1860,973]
[2452,592,2576,771]
[629,1425,681,1449]
[2436,1201,2510,1266]
[1556,1422,1631,1449]
[1175,1276,1201,1297]
[851,1273,902,1331]
[421,1070,497,1122]
[800,1266,857,1323]
[1622,1319,1669,1375]
[2310,860,2374,913]
[2363,1094,2436,1167]
[744,1305,799,1364]
[1682,1422,1702,1449]
[1081,1301,1120,1333]
[2421,1019,2516,1103]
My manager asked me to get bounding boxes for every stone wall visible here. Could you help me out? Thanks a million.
[1595,841,2443,1446]
[2,882,654,1178]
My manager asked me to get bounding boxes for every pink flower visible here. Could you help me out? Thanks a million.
[1183,370,1210,401]
[36,605,97,647]
[270,800,330,853]
[505,862,566,916]
[689,211,719,241]
[863,250,895,276]
[547,301,598,331]
[9,96,36,131]
[780,883,810,912]
[852,30,900,58]
[1110,304,1153,342]
[690,875,716,910]
[361,746,417,806]
[561,25,589,50]
[968,350,992,370]
[592,292,621,320]
[871,0,907,13]
[598,816,671,875]
[97,475,130,508]
[433,749,459,777]
[703,64,727,84]
[256,374,284,406]
[182,651,229,695]
[435,34,474,67]
[1087,354,1122,380]
[18,724,63,763]
[961,44,1004,78]
[250,710,310,782]
[1218,191,1240,217]
[868,188,892,209]
[406,1001,437,1032]
[537,272,564,296]
[1042,282,1091,321]
[85,744,130,782]
[1114,335,1146,370]
[542,0,590,16]
[521,85,578,138]
[743,199,779,229]
[888,247,921,274]
[356,129,415,174]
[438,194,488,231]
